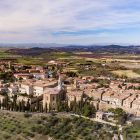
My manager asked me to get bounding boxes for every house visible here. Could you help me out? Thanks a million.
[32,72,47,79]
[8,84,18,96]
[0,95,6,103]
[16,95,31,105]
[112,134,119,140]
[33,80,57,96]
[67,90,83,105]
[48,60,58,65]
[96,111,105,120]
[14,73,32,80]
[123,94,137,109]
[18,81,33,95]
[18,79,57,96]
[90,88,105,101]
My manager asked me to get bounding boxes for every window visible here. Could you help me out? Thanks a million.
[53,96,55,101]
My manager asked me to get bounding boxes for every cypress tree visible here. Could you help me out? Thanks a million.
[40,104,43,113]
[5,96,9,110]
[64,100,69,112]
[26,99,31,111]
[36,99,40,111]
[21,100,25,112]
[49,103,51,112]
[12,95,18,111]
[11,102,14,111]
[73,97,77,113]
[0,100,1,109]
[2,98,6,110]
[31,105,35,112]
[19,101,22,112]
[44,103,48,113]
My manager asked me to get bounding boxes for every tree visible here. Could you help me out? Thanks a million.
[44,103,48,113]
[13,95,18,111]
[39,104,43,112]
[19,77,23,81]
[66,71,78,77]
[118,84,122,89]
[70,97,77,112]
[82,103,91,117]
[21,100,25,112]
[19,101,22,112]
[11,102,14,111]
[30,105,35,112]
[0,72,14,82]
[36,99,40,111]
[64,100,69,112]
[108,108,127,124]
[26,99,31,111]
[5,96,9,110]
[49,103,52,112]
[0,100,1,109]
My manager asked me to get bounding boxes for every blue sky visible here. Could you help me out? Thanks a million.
[0,0,140,45]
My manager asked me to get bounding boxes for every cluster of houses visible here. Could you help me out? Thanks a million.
[0,60,140,117]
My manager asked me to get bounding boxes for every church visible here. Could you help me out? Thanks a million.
[43,75,66,111]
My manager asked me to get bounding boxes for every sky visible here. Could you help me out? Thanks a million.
[0,0,140,45]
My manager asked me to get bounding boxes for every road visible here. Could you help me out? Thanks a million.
[65,113,124,140]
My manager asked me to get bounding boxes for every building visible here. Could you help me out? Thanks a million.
[18,81,33,95]
[14,73,32,80]
[0,95,6,103]
[43,88,60,111]
[67,90,83,105]
[8,84,18,96]
[18,79,57,96]
[32,72,47,79]
[96,111,105,120]
[43,76,65,111]
[16,95,31,104]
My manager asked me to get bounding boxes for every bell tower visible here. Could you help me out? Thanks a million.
[58,75,62,90]
[73,79,79,89]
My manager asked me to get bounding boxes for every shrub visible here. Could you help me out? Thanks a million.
[3,134,11,139]
[24,113,32,118]
[25,131,35,137]
[31,126,36,132]
[42,128,50,135]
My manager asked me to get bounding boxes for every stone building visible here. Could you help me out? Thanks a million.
[43,76,65,111]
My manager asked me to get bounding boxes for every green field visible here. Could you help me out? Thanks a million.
[0,51,20,58]
[17,57,46,65]
[0,111,117,140]
[112,70,140,78]
[124,121,140,140]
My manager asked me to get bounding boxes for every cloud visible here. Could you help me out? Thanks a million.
[0,0,140,44]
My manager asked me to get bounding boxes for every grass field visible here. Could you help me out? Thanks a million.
[112,70,140,78]
[0,51,20,58]
[120,63,140,69]
[17,57,46,65]
[134,69,140,75]
[124,121,140,140]
[74,52,93,55]
[63,67,78,72]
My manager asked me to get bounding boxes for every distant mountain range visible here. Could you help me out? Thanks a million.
[2,43,140,55]
[0,43,67,48]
